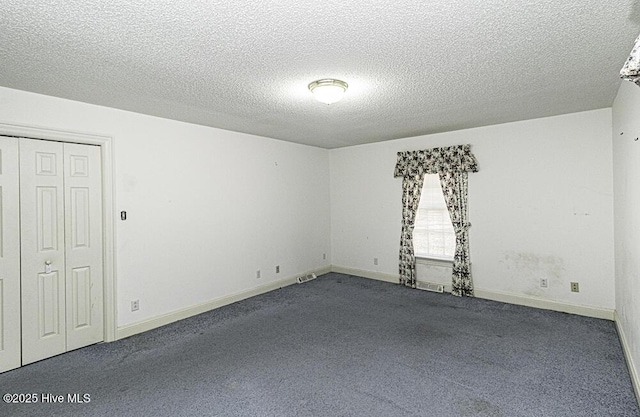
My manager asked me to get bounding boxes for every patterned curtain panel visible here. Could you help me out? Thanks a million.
[399,174,425,288]
[621,34,640,86]
[439,171,473,297]
[394,145,478,293]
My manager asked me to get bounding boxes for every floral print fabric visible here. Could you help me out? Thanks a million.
[399,175,425,288]
[394,145,478,178]
[394,144,478,295]
[439,171,473,297]
[621,34,640,86]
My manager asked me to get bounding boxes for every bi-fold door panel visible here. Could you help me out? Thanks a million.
[20,138,67,365]
[64,143,103,351]
[0,137,21,373]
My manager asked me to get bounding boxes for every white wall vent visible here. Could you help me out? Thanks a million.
[296,273,317,284]
[416,281,444,293]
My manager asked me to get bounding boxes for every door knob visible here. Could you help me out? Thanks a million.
[45,260,52,274]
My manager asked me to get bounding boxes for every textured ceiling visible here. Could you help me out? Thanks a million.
[1,1,639,148]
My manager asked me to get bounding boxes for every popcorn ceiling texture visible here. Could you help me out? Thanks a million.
[0,0,639,148]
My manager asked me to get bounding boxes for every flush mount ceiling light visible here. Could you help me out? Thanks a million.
[308,79,348,105]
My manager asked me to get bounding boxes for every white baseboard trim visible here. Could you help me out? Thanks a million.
[330,265,399,284]
[474,288,615,320]
[333,266,614,320]
[615,311,640,408]
[314,265,333,277]
[116,266,331,340]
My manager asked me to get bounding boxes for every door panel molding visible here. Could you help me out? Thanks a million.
[72,266,92,329]
[38,271,62,338]
[70,187,90,249]
[36,186,60,251]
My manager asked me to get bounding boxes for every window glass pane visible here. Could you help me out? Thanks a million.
[413,174,455,259]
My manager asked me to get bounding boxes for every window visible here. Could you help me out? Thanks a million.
[413,174,455,260]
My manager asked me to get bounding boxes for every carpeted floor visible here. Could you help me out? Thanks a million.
[0,273,638,416]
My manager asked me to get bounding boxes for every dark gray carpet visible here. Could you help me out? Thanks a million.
[0,273,638,416]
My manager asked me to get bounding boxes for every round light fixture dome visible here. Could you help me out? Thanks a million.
[308,79,348,105]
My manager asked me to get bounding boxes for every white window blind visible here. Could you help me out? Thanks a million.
[413,174,455,260]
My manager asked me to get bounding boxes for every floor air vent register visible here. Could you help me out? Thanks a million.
[296,273,317,284]
[416,281,444,293]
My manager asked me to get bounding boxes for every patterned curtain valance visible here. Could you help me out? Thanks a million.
[394,144,478,178]
[621,34,640,86]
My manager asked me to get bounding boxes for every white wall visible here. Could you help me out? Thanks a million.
[330,109,615,311]
[0,86,331,327]
[612,80,640,396]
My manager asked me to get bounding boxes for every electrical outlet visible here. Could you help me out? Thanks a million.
[276,265,280,274]
[256,270,261,279]
[570,282,579,292]
[540,278,548,288]
[374,257,378,266]
[131,299,139,311]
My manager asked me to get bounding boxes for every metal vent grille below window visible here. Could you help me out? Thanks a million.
[416,281,444,293]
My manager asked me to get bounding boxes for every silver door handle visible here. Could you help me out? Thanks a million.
[45,260,52,273]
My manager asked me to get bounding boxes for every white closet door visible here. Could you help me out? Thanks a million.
[64,143,103,350]
[0,137,21,373]
[20,138,66,365]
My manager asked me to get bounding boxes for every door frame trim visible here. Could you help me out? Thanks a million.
[0,122,117,342]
